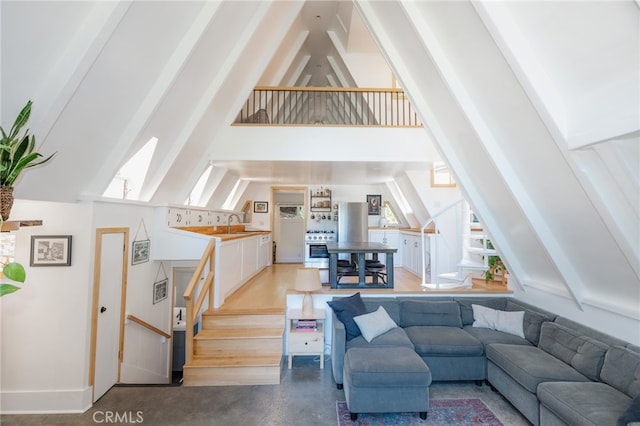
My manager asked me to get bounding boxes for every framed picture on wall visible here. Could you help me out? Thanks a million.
[132,240,150,265]
[367,194,381,215]
[30,235,72,266]
[254,201,269,213]
[153,279,168,304]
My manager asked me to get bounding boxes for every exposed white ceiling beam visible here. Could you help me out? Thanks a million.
[86,1,224,201]
[266,30,309,86]
[32,2,132,145]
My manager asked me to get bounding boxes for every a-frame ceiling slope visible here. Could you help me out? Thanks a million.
[355,0,639,318]
[2,1,638,322]
[5,0,397,205]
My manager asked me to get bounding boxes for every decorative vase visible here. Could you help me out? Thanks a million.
[0,186,14,221]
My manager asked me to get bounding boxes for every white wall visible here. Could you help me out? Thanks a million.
[240,182,403,232]
[513,284,640,346]
[92,201,173,384]
[1,199,94,413]
[1,199,173,413]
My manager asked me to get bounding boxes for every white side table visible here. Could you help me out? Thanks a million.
[287,308,325,369]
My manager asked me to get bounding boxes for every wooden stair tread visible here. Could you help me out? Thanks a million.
[187,354,283,367]
[204,307,285,316]
[195,328,284,339]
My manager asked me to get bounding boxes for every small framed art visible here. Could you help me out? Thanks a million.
[30,235,72,266]
[367,194,381,215]
[254,201,269,213]
[153,279,168,304]
[132,240,150,265]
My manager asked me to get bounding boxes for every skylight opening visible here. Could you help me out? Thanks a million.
[387,180,413,216]
[186,164,213,207]
[382,201,400,225]
[103,137,158,200]
[222,180,243,211]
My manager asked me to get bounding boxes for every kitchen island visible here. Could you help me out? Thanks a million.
[327,242,398,289]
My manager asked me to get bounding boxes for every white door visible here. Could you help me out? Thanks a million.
[275,205,304,263]
[92,230,127,402]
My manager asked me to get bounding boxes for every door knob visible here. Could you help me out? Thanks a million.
[100,306,107,313]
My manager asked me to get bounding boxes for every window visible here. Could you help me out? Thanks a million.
[103,137,158,200]
[186,164,213,206]
[431,162,456,187]
[382,201,400,225]
[279,205,304,220]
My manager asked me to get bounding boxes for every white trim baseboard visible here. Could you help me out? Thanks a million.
[0,387,92,414]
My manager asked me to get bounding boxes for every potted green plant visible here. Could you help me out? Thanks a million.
[1,100,56,220]
[482,239,507,282]
[485,254,506,282]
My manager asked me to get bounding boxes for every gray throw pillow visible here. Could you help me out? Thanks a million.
[327,293,367,340]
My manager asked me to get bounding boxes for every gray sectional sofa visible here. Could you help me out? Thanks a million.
[329,294,640,425]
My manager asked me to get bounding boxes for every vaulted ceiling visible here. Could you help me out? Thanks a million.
[2,1,639,331]
[3,0,418,204]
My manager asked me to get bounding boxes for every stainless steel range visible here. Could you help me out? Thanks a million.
[304,230,336,269]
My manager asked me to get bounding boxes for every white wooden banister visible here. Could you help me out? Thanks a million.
[126,314,171,339]
[420,198,464,289]
[183,238,216,365]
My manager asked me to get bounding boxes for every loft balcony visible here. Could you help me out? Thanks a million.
[234,86,423,127]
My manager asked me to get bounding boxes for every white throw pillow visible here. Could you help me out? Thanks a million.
[495,310,525,338]
[472,304,498,329]
[353,306,398,342]
[472,304,525,338]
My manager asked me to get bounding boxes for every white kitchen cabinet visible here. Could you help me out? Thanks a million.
[368,229,400,266]
[167,208,190,227]
[190,210,210,226]
[218,240,242,297]
[214,233,272,308]
[400,231,428,277]
[242,237,258,280]
[258,234,272,268]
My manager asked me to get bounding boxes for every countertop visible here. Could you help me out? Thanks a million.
[326,241,398,253]
[369,227,436,233]
[176,226,270,242]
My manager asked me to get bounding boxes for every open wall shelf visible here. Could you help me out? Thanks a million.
[1,220,43,232]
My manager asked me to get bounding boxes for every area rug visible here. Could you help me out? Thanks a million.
[336,398,504,426]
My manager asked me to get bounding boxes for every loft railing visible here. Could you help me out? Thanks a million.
[234,86,422,127]
[183,239,216,365]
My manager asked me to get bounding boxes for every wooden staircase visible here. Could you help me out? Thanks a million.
[182,308,285,386]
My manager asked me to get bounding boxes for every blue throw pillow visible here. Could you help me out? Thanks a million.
[618,394,640,426]
[327,293,367,340]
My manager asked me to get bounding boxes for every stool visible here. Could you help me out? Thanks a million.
[365,261,386,284]
[337,260,355,283]
[343,347,431,420]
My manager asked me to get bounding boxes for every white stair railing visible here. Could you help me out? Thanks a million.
[420,198,465,290]
[421,199,501,289]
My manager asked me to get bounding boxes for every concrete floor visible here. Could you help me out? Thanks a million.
[0,356,530,426]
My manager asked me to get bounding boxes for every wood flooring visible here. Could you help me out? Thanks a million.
[218,263,512,313]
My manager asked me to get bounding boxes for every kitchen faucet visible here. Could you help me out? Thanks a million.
[227,213,241,233]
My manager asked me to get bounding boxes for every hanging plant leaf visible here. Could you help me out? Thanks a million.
[0,283,21,296]
[3,262,26,283]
